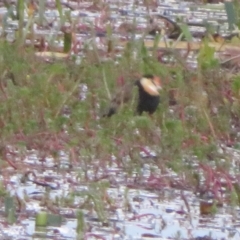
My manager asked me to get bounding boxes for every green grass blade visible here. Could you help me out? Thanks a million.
[179,23,193,42]
[55,0,64,25]
[225,1,237,30]
[47,214,62,226]
[39,0,46,26]
[64,31,72,53]
[76,210,85,238]
[16,0,24,41]
[5,196,16,224]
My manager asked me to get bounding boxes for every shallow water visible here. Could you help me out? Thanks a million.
[0,145,239,240]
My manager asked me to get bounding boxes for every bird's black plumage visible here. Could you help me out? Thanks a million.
[135,80,160,115]
[103,75,162,117]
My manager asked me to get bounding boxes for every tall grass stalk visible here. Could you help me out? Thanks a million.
[16,0,24,42]
[55,0,64,26]
[38,0,46,26]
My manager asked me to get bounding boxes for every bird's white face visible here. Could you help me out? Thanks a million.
[140,77,162,96]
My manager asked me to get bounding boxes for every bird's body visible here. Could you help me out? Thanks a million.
[135,75,161,115]
[103,75,162,117]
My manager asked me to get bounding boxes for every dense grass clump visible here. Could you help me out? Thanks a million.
[0,38,238,180]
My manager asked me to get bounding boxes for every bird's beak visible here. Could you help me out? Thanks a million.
[153,76,162,90]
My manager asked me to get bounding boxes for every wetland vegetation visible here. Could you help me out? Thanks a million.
[1,0,240,239]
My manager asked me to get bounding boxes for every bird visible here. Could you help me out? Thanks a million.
[102,74,162,117]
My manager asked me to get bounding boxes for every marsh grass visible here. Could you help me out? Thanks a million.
[0,38,236,168]
[0,23,240,229]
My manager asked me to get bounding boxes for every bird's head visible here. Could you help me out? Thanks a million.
[140,75,162,96]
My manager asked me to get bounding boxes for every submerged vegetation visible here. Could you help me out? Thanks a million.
[1,0,240,239]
